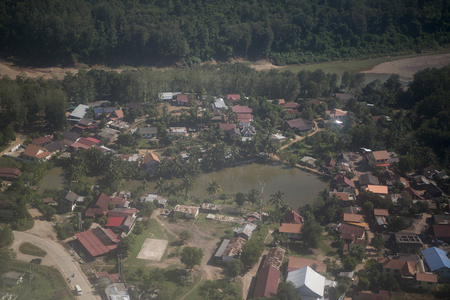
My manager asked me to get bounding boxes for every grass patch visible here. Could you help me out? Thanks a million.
[1,260,75,300]
[19,242,47,257]
[124,218,174,266]
[13,217,34,231]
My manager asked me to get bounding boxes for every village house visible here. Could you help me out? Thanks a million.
[379,257,416,279]
[21,144,52,163]
[95,272,121,286]
[283,210,304,224]
[415,273,438,290]
[32,136,52,147]
[140,152,160,174]
[43,197,57,206]
[168,127,188,135]
[105,215,136,236]
[62,190,84,212]
[365,184,389,196]
[374,208,389,228]
[68,104,89,123]
[212,98,228,111]
[227,94,241,102]
[215,236,247,262]
[175,94,189,106]
[173,205,199,219]
[0,167,21,180]
[358,173,380,187]
[234,223,257,240]
[159,92,181,101]
[138,127,158,138]
[200,203,221,213]
[421,247,450,279]
[394,232,423,253]
[335,174,355,189]
[85,193,113,219]
[367,150,390,168]
[330,190,355,207]
[286,118,315,133]
[75,227,120,260]
[254,265,280,299]
[279,223,302,239]
[337,223,366,243]
[287,266,326,300]
[327,108,347,123]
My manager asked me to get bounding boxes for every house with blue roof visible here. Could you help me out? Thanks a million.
[421,247,450,279]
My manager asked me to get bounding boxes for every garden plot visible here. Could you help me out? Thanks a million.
[137,238,168,261]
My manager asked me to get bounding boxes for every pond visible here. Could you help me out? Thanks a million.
[37,167,65,193]
[190,163,328,210]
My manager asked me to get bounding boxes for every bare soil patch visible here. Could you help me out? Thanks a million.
[137,238,168,261]
[249,60,283,71]
[361,53,450,79]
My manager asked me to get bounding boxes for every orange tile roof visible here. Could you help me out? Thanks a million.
[343,213,364,223]
[374,209,389,216]
[366,185,388,195]
[142,152,160,164]
[416,272,437,283]
[372,150,390,160]
[23,144,51,159]
[279,223,302,234]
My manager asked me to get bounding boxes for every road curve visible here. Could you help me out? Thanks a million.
[13,231,98,300]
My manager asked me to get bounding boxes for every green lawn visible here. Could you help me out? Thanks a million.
[19,242,47,257]
[1,260,75,300]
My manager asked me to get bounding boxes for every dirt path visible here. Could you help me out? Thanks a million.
[361,53,450,79]
[0,133,27,156]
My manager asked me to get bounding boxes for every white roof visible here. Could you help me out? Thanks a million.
[213,98,228,109]
[287,266,325,300]
[68,104,89,121]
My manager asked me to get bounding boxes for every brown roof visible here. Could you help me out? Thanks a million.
[330,191,349,201]
[286,118,315,131]
[94,272,121,283]
[43,197,54,204]
[335,174,355,189]
[254,266,280,299]
[232,105,252,114]
[381,258,415,276]
[372,150,390,161]
[176,94,189,102]
[343,213,364,223]
[218,123,237,131]
[0,167,21,178]
[279,223,302,234]
[142,152,160,164]
[75,227,118,257]
[283,210,303,224]
[281,102,299,109]
[366,185,388,195]
[433,224,450,238]
[227,94,240,101]
[416,272,438,283]
[32,136,52,146]
[374,209,389,216]
[287,257,327,273]
[338,223,365,240]
[23,144,51,159]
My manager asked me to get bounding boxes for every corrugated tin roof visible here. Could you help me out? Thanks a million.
[254,265,280,298]
[421,247,450,271]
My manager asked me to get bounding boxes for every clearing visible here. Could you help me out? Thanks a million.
[137,238,169,261]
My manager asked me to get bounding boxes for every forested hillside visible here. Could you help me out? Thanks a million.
[0,0,448,66]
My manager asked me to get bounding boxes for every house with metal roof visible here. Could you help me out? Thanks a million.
[421,247,450,279]
[75,227,119,260]
[287,266,325,300]
[254,265,280,299]
[68,104,89,122]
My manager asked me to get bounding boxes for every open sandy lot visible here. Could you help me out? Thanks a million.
[137,238,168,261]
[361,52,450,79]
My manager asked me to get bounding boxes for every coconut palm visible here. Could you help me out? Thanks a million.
[206,178,222,199]
[155,177,167,195]
[166,182,179,197]
[180,175,194,196]
[269,190,285,210]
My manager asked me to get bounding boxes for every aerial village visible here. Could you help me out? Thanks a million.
[1,89,449,300]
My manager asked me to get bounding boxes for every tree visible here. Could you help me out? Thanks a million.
[179,230,192,245]
[155,177,167,195]
[225,259,243,280]
[342,256,359,271]
[276,281,300,300]
[240,239,263,268]
[235,192,246,207]
[137,202,156,217]
[269,190,285,210]
[247,189,261,204]
[180,247,203,269]
[301,219,323,249]
[117,236,133,258]
[389,216,408,232]
[0,226,14,248]
[206,178,222,198]
[180,175,194,196]
[41,205,56,221]
[0,248,16,269]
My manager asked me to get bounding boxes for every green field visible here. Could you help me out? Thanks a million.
[0,260,75,300]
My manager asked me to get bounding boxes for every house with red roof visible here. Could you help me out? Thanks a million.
[279,223,302,239]
[254,265,280,299]
[141,152,160,174]
[415,272,437,290]
[379,257,416,279]
[0,167,21,180]
[32,136,52,147]
[176,94,189,106]
[283,210,304,224]
[227,94,240,102]
[232,105,252,115]
[75,227,119,260]
[85,193,113,219]
[287,257,327,273]
[335,174,355,189]
[21,144,52,163]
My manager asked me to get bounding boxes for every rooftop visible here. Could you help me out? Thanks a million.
[174,205,199,215]
[287,257,327,273]
[263,247,285,270]
[279,223,302,234]
[222,236,247,258]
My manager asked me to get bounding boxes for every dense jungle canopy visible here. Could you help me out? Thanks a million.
[0,0,449,66]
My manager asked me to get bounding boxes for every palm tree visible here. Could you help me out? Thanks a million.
[166,182,179,197]
[180,175,194,196]
[247,189,261,204]
[269,190,285,210]
[206,178,222,199]
[155,177,167,195]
